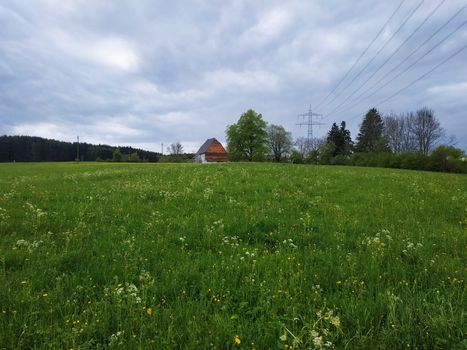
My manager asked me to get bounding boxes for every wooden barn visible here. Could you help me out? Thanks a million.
[194,138,228,163]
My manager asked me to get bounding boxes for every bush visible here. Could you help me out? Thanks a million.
[304,150,319,164]
[127,152,140,162]
[318,142,336,165]
[374,152,397,168]
[396,152,429,170]
[429,146,466,173]
[112,148,122,162]
[330,155,350,165]
[289,151,304,164]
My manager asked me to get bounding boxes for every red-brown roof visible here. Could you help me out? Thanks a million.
[195,138,226,155]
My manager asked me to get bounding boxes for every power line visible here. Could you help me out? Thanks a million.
[324,0,446,118]
[322,0,426,112]
[340,42,465,127]
[312,0,407,111]
[326,2,467,118]
[344,41,467,124]
[330,16,467,117]
[376,42,467,106]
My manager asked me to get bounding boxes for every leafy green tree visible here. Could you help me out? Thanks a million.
[127,152,140,162]
[429,145,465,173]
[112,148,123,162]
[226,109,268,161]
[355,108,388,153]
[267,124,293,162]
[305,149,319,164]
[318,142,336,164]
[289,150,304,164]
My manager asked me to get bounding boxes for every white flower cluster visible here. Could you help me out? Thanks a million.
[14,239,43,253]
[139,269,155,286]
[310,330,334,348]
[222,235,241,247]
[109,330,124,347]
[0,207,9,222]
[159,190,180,199]
[25,202,47,218]
[205,219,224,236]
[362,229,392,250]
[282,238,298,249]
[402,239,423,255]
[203,187,214,199]
[114,283,142,304]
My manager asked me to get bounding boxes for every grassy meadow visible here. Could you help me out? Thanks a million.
[0,162,465,349]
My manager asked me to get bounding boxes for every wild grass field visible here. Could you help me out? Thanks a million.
[0,162,465,349]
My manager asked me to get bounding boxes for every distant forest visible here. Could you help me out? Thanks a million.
[0,135,161,162]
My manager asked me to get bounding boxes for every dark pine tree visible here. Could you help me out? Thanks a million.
[355,108,387,153]
[326,122,340,157]
[0,135,161,162]
[326,121,353,157]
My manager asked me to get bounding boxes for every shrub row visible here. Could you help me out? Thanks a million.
[290,146,467,173]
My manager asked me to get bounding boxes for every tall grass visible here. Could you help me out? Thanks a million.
[0,162,465,349]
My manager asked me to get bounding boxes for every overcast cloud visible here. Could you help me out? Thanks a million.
[1,0,466,152]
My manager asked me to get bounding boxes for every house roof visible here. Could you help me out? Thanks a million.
[195,138,225,155]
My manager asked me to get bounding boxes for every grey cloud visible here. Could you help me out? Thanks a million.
[0,0,466,152]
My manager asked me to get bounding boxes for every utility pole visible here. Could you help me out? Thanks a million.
[296,105,324,147]
[76,136,80,162]
[161,143,164,155]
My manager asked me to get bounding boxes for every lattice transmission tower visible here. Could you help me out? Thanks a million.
[296,105,324,144]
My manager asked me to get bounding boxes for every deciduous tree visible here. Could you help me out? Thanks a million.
[409,108,444,155]
[112,148,122,162]
[383,113,417,153]
[267,124,293,162]
[226,109,268,161]
[167,142,184,155]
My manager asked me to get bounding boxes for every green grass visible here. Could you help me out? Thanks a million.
[0,162,465,349]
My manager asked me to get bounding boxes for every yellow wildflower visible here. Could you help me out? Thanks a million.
[234,335,241,345]
[42,293,48,297]
[146,307,153,316]
[331,316,341,328]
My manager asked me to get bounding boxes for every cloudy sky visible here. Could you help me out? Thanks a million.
[1,0,466,152]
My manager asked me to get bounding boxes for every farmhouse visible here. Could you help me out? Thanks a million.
[194,138,228,163]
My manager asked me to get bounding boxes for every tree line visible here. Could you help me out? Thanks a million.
[0,135,160,162]
[226,108,466,173]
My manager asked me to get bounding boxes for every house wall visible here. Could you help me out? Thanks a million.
[205,142,228,162]
[205,153,228,162]
[194,154,207,163]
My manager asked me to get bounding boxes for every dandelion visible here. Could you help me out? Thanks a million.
[234,335,241,345]
[42,293,48,297]
[146,307,153,316]
[20,280,27,284]
[330,316,341,328]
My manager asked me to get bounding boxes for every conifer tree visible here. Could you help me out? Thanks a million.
[355,108,387,153]
[326,121,353,157]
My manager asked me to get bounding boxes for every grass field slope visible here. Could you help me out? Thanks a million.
[0,163,465,349]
